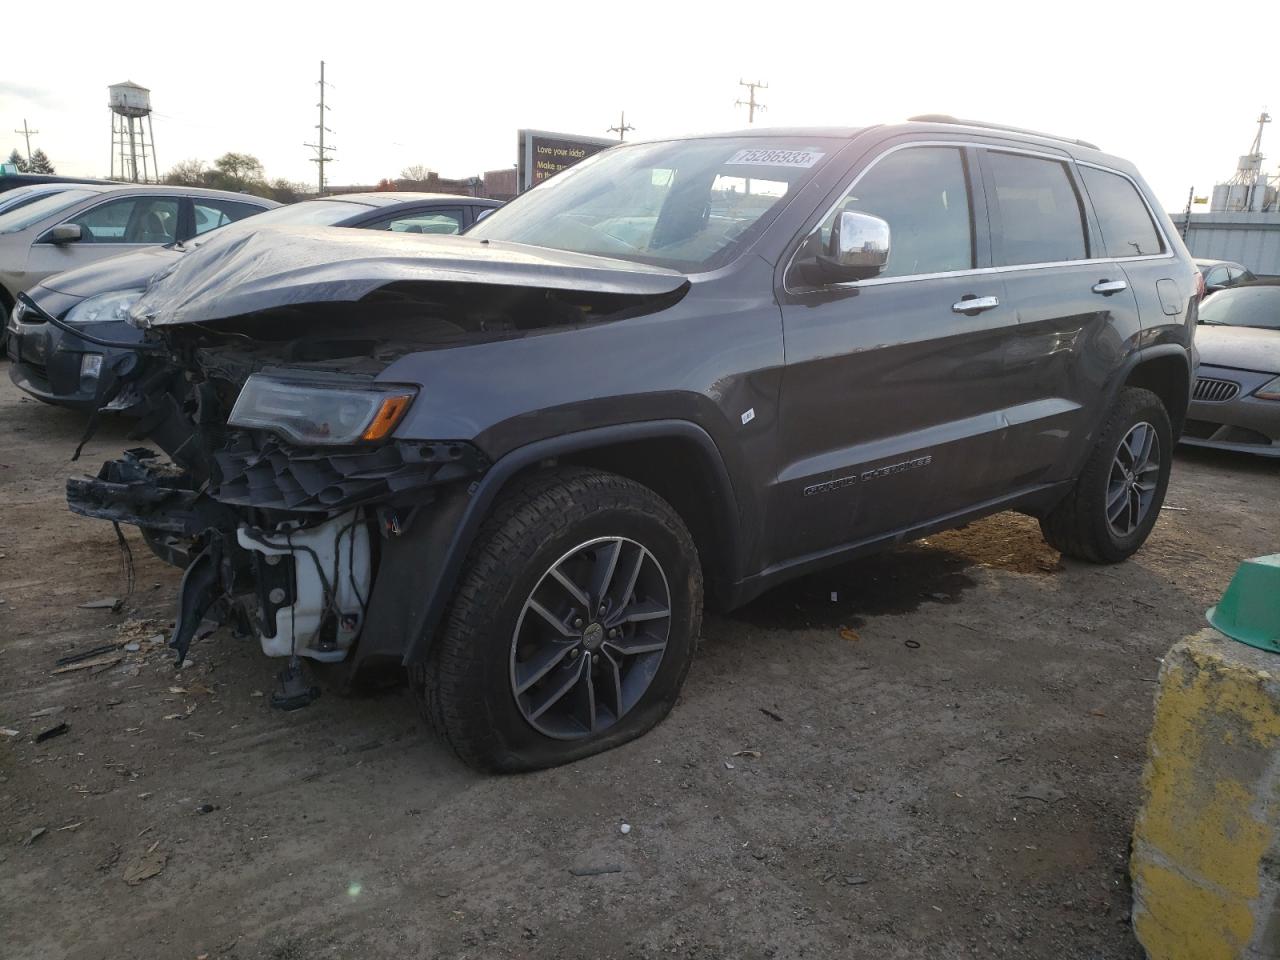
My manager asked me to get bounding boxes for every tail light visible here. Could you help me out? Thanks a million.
[1192,270,1205,300]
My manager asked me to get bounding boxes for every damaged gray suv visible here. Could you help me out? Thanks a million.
[60,117,1200,771]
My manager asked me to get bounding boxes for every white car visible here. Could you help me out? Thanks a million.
[0,183,278,322]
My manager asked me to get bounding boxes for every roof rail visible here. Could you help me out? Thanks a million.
[907,114,1100,151]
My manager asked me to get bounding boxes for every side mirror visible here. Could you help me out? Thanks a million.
[48,223,83,245]
[793,211,891,286]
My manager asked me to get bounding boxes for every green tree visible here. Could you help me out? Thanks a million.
[7,149,29,172]
[213,152,263,184]
[27,149,54,174]
[164,158,208,186]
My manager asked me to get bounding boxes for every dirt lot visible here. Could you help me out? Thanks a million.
[1,371,1276,960]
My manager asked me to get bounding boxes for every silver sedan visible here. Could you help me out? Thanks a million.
[1182,281,1280,458]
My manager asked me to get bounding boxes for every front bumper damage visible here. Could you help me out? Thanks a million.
[68,437,488,669]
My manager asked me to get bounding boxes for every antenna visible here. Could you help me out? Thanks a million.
[303,60,336,194]
[736,79,768,123]
[607,110,635,141]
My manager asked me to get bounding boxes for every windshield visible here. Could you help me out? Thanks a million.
[0,185,69,216]
[1199,286,1280,330]
[469,137,839,271]
[0,189,96,234]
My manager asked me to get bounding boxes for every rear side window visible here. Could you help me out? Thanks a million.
[1081,167,1163,258]
[193,199,266,236]
[824,146,974,278]
[987,152,1087,266]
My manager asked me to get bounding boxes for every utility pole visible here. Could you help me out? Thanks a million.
[13,119,38,161]
[736,79,767,123]
[303,60,336,194]
[607,110,635,141]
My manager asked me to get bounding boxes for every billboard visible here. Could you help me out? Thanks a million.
[517,129,616,192]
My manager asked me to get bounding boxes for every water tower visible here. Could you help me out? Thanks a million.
[109,81,158,183]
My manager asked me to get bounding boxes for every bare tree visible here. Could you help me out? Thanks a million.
[400,164,433,182]
[164,158,207,186]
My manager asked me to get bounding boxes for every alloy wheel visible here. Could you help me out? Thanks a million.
[510,536,672,739]
[1107,421,1161,537]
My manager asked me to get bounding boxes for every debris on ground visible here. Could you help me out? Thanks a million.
[121,845,167,885]
[839,626,861,642]
[195,804,219,815]
[724,761,735,770]
[21,827,46,847]
[54,643,123,667]
[29,706,63,719]
[34,722,69,743]
[569,864,623,877]
[619,823,631,835]
[52,652,124,674]
[732,750,762,759]
[78,598,122,611]
[759,708,784,722]
[1,728,18,738]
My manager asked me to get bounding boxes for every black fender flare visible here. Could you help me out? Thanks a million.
[356,420,742,670]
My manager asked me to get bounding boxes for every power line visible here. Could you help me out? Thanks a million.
[303,60,336,194]
[607,110,635,141]
[735,79,768,124]
[13,119,38,160]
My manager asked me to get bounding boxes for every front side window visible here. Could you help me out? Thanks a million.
[988,152,1087,266]
[193,199,265,236]
[1080,166,1163,258]
[469,136,837,272]
[69,196,179,243]
[808,146,974,278]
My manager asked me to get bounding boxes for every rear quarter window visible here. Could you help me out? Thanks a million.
[1081,167,1164,258]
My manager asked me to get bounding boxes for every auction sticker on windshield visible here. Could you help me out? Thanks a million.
[726,149,824,168]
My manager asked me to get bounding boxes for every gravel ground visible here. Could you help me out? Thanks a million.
[2,371,1277,960]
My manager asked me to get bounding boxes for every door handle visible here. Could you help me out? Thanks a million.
[1092,279,1129,295]
[952,295,1000,315]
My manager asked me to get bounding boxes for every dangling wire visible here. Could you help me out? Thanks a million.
[112,522,136,599]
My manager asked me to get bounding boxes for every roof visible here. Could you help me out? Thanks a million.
[64,183,282,206]
[1195,258,1243,268]
[326,192,501,207]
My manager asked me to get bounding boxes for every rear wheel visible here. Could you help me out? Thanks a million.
[1040,387,1172,563]
[413,467,702,772]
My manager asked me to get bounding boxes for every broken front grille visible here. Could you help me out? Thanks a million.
[211,433,488,511]
[1192,377,1240,403]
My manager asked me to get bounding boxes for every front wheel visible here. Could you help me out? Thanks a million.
[413,467,702,772]
[1040,386,1173,563]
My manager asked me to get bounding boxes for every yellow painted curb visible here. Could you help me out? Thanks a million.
[1131,628,1280,958]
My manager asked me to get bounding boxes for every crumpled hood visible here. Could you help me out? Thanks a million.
[40,243,184,297]
[129,226,689,328]
[1197,324,1280,374]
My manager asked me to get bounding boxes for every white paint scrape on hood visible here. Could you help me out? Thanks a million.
[128,225,689,328]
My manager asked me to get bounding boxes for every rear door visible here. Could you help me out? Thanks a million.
[977,147,1145,485]
[773,141,1033,565]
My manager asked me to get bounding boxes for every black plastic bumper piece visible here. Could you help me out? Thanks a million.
[66,449,237,536]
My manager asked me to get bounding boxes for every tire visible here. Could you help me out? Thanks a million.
[1039,387,1173,563]
[413,467,703,772]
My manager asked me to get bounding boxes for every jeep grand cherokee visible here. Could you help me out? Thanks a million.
[61,116,1200,771]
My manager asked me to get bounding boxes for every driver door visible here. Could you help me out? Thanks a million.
[27,194,183,280]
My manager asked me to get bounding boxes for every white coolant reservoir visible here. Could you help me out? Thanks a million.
[237,510,372,662]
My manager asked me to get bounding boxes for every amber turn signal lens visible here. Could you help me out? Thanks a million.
[361,393,414,441]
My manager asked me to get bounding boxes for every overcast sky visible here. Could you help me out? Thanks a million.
[3,0,1272,212]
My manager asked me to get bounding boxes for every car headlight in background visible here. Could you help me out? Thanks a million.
[63,289,145,326]
[1255,376,1280,401]
[228,375,417,445]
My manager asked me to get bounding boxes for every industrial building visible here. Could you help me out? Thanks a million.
[1176,112,1280,276]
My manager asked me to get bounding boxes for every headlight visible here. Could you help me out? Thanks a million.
[64,289,145,326]
[1255,376,1280,401]
[228,375,417,445]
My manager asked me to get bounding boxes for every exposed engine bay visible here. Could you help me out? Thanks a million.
[65,232,689,693]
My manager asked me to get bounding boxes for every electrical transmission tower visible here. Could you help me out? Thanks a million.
[304,60,336,194]
[736,79,767,123]
[607,110,635,141]
[13,119,38,162]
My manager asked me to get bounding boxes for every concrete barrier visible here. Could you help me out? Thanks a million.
[1131,628,1280,959]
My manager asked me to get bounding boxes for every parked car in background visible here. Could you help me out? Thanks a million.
[0,172,122,194]
[1182,280,1280,457]
[0,183,280,326]
[6,193,500,409]
[0,183,84,218]
[66,118,1199,771]
[1196,258,1257,296]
